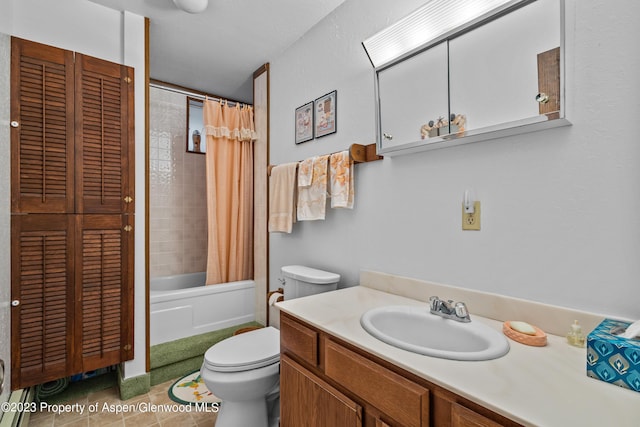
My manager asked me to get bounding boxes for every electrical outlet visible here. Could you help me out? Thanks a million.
[462,201,481,230]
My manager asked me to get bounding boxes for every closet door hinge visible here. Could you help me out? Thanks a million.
[123,344,132,351]
[124,196,133,203]
[124,77,132,84]
[124,225,133,232]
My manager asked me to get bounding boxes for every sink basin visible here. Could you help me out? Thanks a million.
[360,305,509,361]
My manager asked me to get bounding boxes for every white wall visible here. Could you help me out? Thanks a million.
[0,33,11,404]
[269,0,640,321]
[0,0,148,388]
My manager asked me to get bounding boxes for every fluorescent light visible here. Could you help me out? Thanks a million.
[363,0,526,68]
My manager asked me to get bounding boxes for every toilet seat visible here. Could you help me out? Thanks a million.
[204,326,280,372]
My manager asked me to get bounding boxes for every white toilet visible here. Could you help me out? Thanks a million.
[200,265,340,427]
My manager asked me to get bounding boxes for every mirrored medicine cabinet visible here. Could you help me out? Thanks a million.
[364,0,569,156]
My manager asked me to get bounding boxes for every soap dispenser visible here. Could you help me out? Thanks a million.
[567,320,586,347]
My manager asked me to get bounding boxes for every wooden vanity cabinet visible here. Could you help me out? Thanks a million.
[280,312,522,427]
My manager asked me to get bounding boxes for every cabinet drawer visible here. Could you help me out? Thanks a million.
[280,314,319,366]
[324,339,429,427]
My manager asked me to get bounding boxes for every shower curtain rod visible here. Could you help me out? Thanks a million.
[149,81,250,107]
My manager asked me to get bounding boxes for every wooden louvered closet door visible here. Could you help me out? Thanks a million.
[11,215,76,389]
[76,215,134,372]
[75,53,134,214]
[10,37,135,390]
[11,39,75,213]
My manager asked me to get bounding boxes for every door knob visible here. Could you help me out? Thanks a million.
[535,93,549,104]
[11,300,20,307]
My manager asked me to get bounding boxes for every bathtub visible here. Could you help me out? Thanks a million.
[150,272,256,345]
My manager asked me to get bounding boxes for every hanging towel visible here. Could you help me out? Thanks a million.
[330,150,354,209]
[268,162,298,233]
[297,157,314,187]
[297,155,329,221]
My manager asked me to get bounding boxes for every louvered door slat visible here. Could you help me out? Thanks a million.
[75,54,134,214]
[11,215,76,389]
[11,38,74,213]
[76,215,134,372]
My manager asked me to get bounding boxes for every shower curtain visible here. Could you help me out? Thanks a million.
[203,99,256,285]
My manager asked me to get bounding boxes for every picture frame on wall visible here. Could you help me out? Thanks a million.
[295,101,314,144]
[314,90,337,138]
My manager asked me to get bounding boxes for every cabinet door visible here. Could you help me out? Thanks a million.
[281,355,362,427]
[451,403,504,427]
[76,214,134,371]
[11,215,76,389]
[448,0,561,132]
[377,41,449,149]
[75,53,134,214]
[11,38,75,214]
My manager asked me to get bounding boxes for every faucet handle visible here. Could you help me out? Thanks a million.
[429,296,441,311]
[454,302,470,321]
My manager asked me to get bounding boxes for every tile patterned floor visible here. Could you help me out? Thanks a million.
[27,378,218,427]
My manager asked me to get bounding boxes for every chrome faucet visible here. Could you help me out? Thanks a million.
[429,296,471,322]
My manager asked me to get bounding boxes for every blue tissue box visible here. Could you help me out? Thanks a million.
[586,318,640,393]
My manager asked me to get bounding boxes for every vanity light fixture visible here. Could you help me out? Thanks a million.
[362,0,530,69]
[173,0,208,14]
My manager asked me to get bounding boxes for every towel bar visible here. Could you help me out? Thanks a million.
[267,143,382,175]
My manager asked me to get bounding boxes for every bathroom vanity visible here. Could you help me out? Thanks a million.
[280,312,516,426]
[277,271,639,426]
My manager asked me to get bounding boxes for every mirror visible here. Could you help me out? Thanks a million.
[377,42,449,148]
[449,0,561,132]
[187,97,205,154]
[371,0,569,156]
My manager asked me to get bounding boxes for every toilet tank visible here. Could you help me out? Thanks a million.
[281,265,340,300]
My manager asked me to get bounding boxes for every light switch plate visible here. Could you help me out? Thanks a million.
[462,201,481,230]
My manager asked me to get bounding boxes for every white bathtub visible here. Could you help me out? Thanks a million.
[150,272,256,345]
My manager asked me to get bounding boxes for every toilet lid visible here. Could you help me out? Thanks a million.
[281,265,340,284]
[203,326,280,372]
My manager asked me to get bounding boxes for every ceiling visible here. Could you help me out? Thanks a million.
[88,0,346,102]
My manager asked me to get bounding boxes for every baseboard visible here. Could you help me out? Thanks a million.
[117,368,150,401]
[0,387,35,427]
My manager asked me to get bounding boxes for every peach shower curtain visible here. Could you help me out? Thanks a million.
[203,99,256,285]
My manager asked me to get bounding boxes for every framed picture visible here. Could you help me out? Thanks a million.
[314,90,337,138]
[295,101,314,144]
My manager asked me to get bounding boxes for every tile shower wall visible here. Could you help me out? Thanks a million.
[149,87,207,278]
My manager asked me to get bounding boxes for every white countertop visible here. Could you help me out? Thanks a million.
[276,284,639,427]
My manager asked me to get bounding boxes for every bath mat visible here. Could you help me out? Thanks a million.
[169,370,221,406]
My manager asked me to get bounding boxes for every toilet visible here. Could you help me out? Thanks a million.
[200,265,340,427]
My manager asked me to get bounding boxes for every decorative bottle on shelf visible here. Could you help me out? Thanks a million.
[192,130,201,153]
